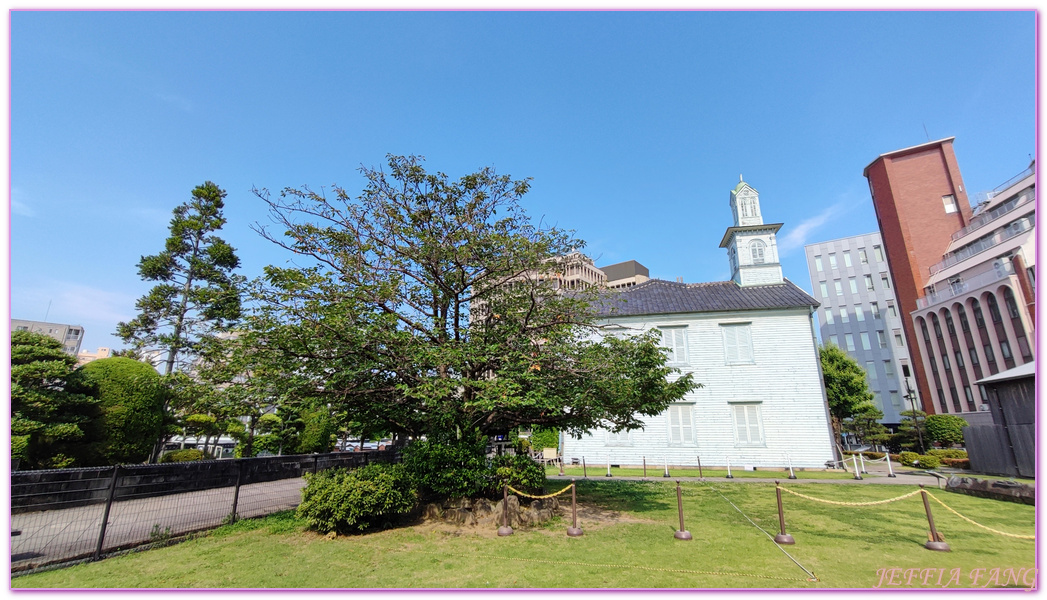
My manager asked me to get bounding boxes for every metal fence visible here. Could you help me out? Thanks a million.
[11,450,398,574]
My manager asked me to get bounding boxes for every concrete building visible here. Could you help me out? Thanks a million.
[563,178,835,468]
[77,347,112,366]
[12,320,85,356]
[600,260,650,289]
[863,138,1035,422]
[805,232,916,427]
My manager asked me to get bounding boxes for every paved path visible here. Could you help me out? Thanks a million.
[12,478,307,572]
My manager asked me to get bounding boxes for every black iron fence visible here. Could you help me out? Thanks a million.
[11,450,398,574]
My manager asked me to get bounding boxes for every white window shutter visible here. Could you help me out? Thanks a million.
[724,326,739,362]
[733,405,748,442]
[738,325,752,362]
[668,406,681,444]
[681,406,694,443]
[746,405,761,444]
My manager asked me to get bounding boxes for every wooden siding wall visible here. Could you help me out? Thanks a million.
[563,308,835,468]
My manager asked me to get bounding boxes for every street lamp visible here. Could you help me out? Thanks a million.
[904,378,925,453]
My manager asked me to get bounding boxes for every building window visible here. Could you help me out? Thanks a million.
[931,315,943,339]
[881,274,891,289]
[845,334,855,351]
[894,333,904,348]
[983,343,995,362]
[824,308,835,325]
[874,245,884,262]
[887,302,898,318]
[1004,288,1020,319]
[667,404,695,445]
[834,281,843,295]
[987,295,1002,323]
[877,331,888,348]
[973,301,986,328]
[963,387,975,412]
[954,351,964,369]
[659,327,688,365]
[859,248,869,264]
[950,388,962,413]
[731,403,764,446]
[890,391,902,409]
[884,361,895,378]
[942,354,951,371]
[721,323,754,365]
[839,308,849,323]
[864,275,875,291]
[829,253,838,269]
[820,282,829,298]
[829,335,839,347]
[750,240,767,265]
[969,346,980,365]
[606,430,631,446]
[870,302,880,319]
[849,278,858,294]
[937,389,948,414]
[865,361,877,382]
[1000,341,1012,360]
[15,326,27,331]
[855,306,865,322]
[860,332,871,350]
[843,251,853,267]
[815,256,823,272]
[957,306,970,332]
[944,312,956,336]
[942,194,958,214]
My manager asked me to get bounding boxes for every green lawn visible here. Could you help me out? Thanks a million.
[13,480,1035,589]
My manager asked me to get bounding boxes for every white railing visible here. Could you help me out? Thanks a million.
[930,217,1034,275]
[951,190,1034,241]
[916,264,1015,310]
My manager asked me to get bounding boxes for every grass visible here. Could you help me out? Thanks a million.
[12,480,1035,589]
[545,465,858,479]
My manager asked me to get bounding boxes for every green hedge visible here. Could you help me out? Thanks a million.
[160,449,207,463]
[898,451,919,467]
[927,449,967,459]
[941,457,971,469]
[296,463,417,534]
[914,454,941,469]
[401,438,491,500]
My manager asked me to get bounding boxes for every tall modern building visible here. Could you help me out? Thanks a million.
[11,320,85,355]
[863,137,1035,422]
[805,233,915,426]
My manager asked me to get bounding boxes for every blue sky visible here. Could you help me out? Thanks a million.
[8,10,1036,355]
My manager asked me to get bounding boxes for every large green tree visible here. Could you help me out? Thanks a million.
[924,413,967,447]
[116,181,243,376]
[820,343,874,450]
[67,357,168,466]
[116,181,244,461]
[246,155,697,443]
[11,331,101,469]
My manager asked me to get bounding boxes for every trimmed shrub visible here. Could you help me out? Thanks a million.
[160,449,207,463]
[842,451,885,460]
[914,454,941,469]
[296,464,417,534]
[529,427,560,451]
[941,458,971,469]
[401,438,490,501]
[927,449,967,459]
[898,451,919,467]
[924,414,967,446]
[69,357,167,466]
[491,453,546,494]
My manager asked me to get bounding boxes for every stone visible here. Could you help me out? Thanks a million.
[422,503,444,520]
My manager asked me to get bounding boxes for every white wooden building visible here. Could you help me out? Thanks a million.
[561,179,836,469]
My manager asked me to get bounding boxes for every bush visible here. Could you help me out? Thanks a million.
[491,453,546,494]
[842,451,885,460]
[927,449,967,459]
[914,454,941,469]
[69,357,167,466]
[401,438,490,501]
[941,458,971,469]
[296,463,417,534]
[924,414,967,446]
[160,449,207,463]
[898,451,919,467]
[528,427,559,451]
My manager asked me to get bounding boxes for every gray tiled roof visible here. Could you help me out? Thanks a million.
[596,279,819,317]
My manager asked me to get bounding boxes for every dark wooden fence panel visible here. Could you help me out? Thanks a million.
[1011,424,1035,478]
[964,425,1018,477]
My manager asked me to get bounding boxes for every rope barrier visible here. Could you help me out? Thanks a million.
[777,485,922,506]
[924,491,1035,540]
[410,550,817,583]
[507,483,574,499]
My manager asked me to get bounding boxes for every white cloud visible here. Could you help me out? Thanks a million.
[11,200,34,217]
[777,202,847,255]
[12,281,138,339]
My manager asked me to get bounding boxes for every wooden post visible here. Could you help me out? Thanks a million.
[773,482,795,544]
[673,481,691,540]
[567,480,583,537]
[642,456,647,480]
[921,486,950,551]
[498,485,514,536]
[696,456,704,480]
[582,457,587,479]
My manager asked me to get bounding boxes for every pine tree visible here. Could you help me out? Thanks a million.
[116,181,243,376]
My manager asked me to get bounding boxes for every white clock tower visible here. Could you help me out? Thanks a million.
[718,176,785,287]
